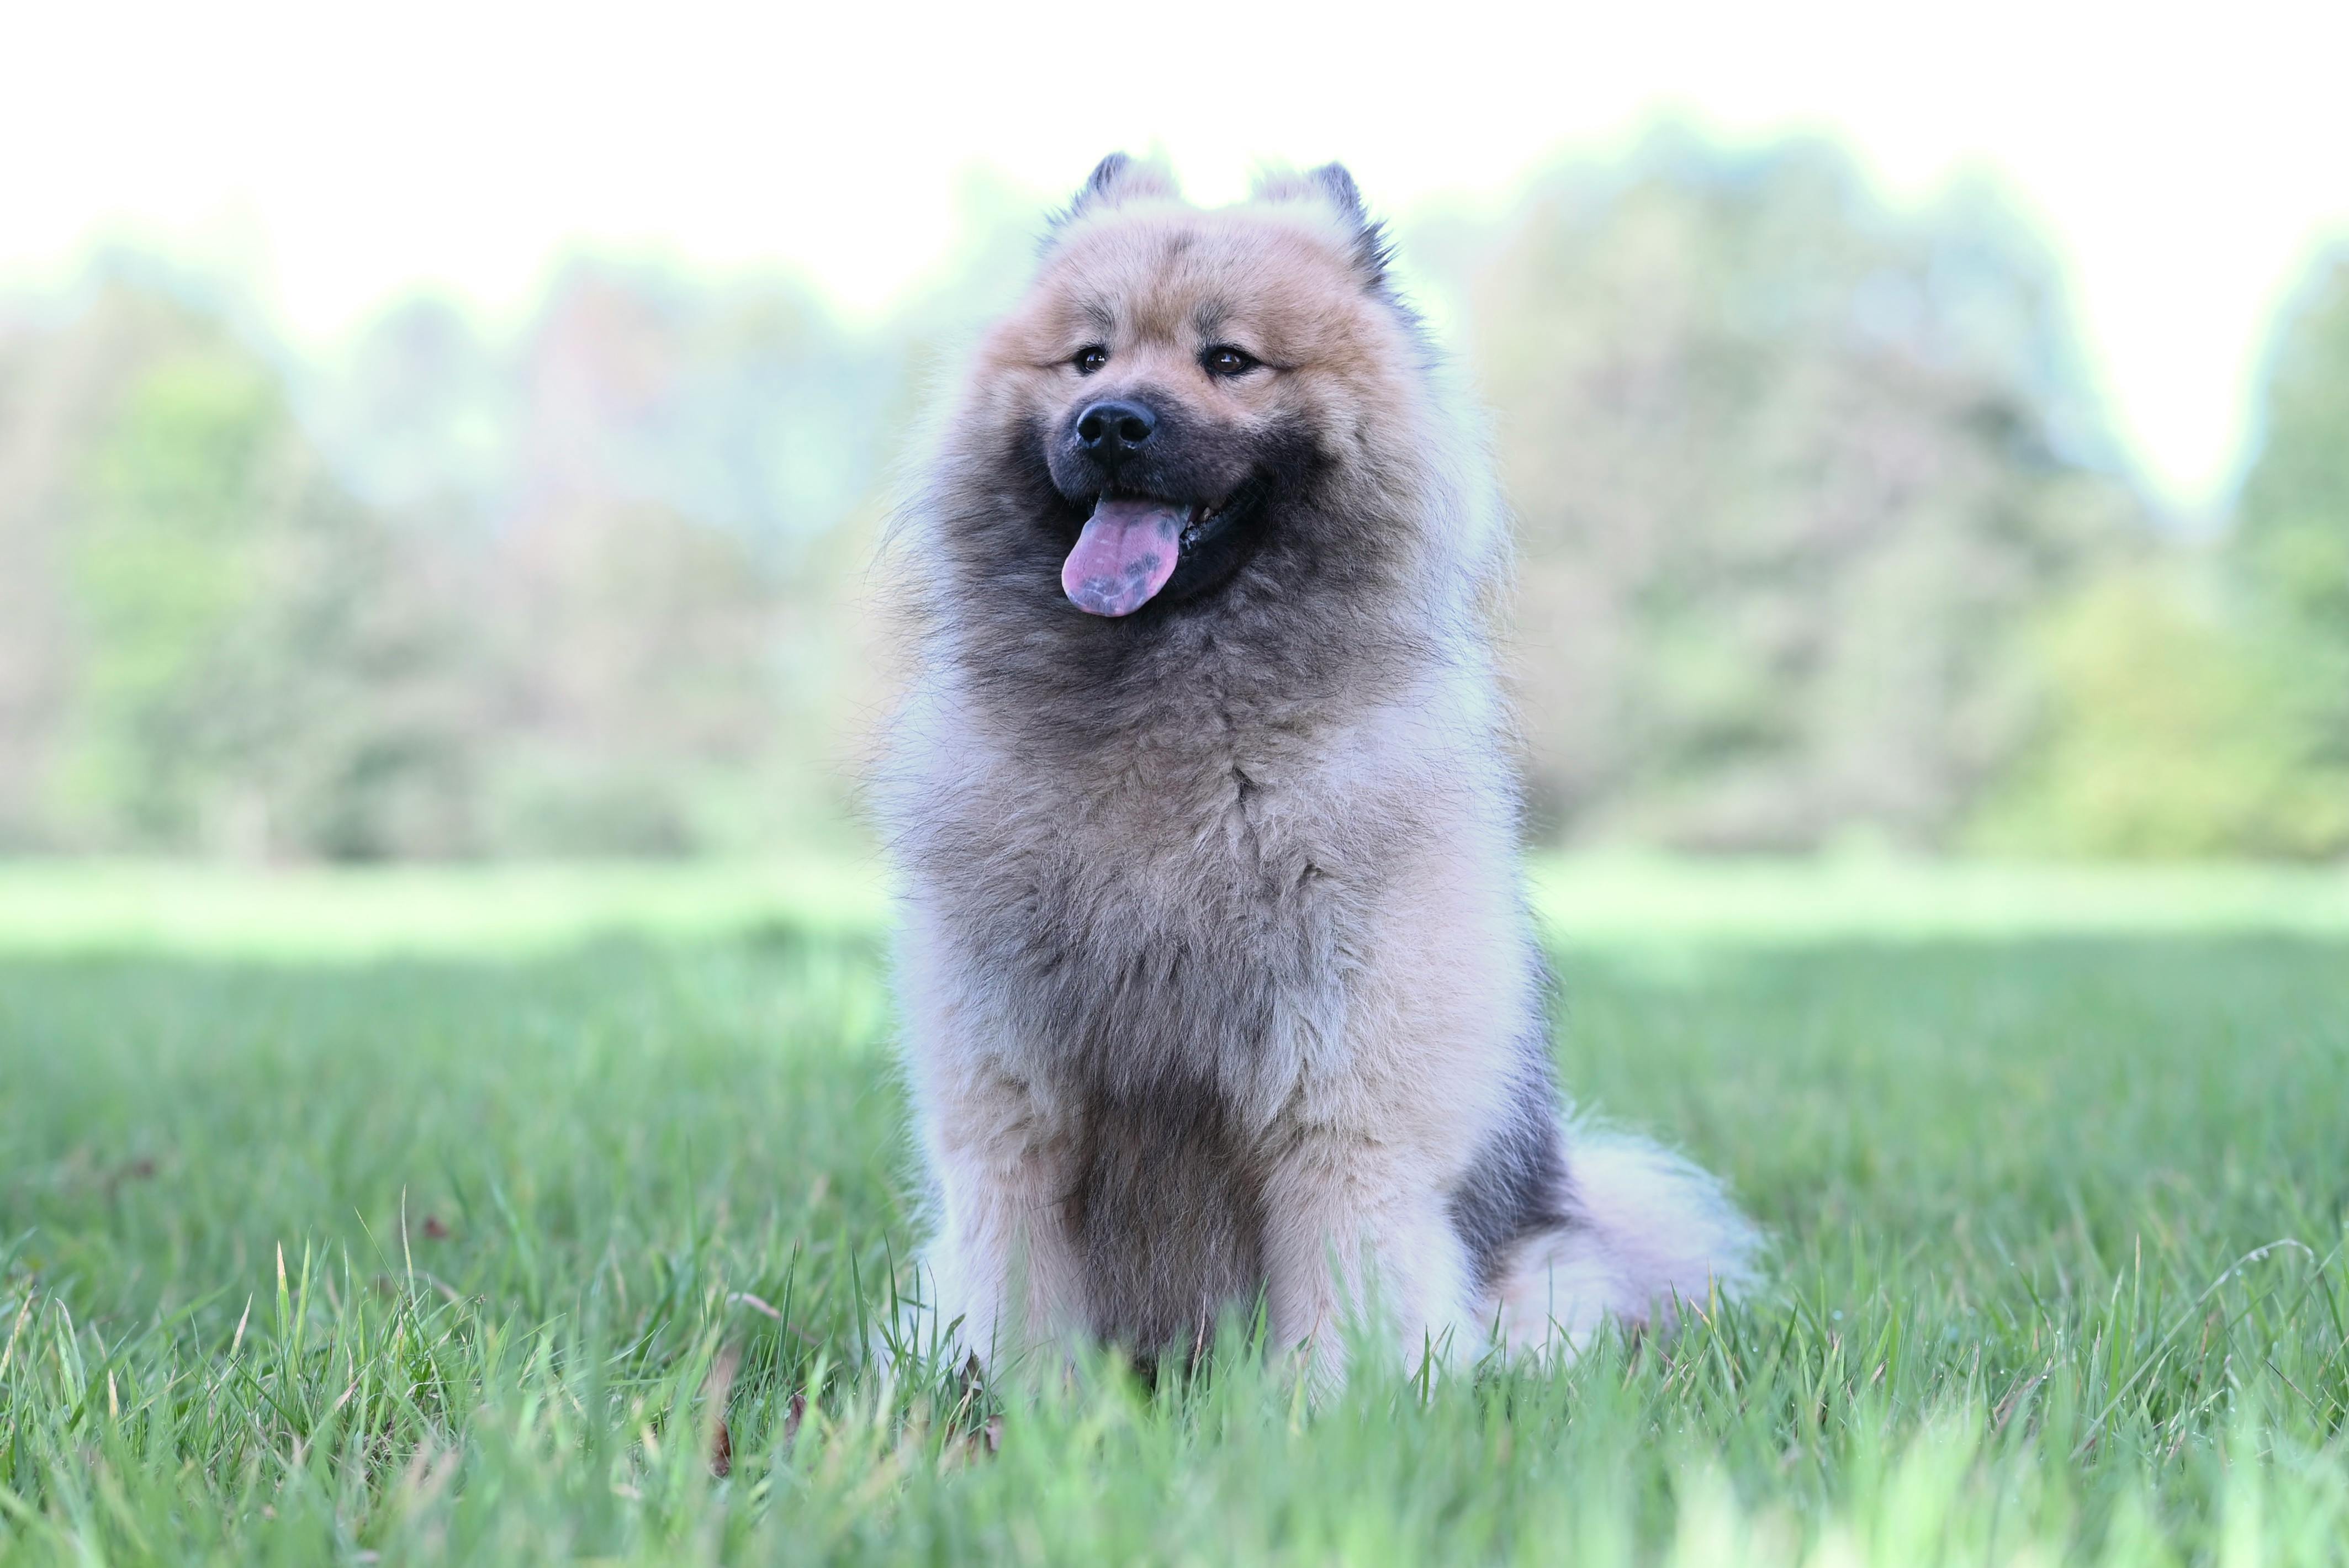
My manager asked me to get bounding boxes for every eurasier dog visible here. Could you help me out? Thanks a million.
[877,153,1754,1383]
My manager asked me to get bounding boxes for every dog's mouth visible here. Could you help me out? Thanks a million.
[1060,478,1267,617]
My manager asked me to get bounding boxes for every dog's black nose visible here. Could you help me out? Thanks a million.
[1075,400,1156,462]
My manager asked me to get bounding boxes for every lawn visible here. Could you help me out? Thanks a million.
[2,859,2346,1564]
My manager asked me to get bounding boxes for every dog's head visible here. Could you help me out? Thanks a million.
[951,154,1430,622]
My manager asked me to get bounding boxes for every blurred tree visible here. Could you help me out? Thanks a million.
[310,294,510,524]
[61,335,295,846]
[1971,568,2349,856]
[0,267,903,860]
[474,497,794,855]
[487,260,904,551]
[7,148,2337,862]
[0,302,91,847]
[446,260,903,852]
[1875,246,2349,860]
[1454,134,2145,849]
[2234,249,2349,772]
[36,289,480,857]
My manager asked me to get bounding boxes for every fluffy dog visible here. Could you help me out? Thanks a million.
[876,153,1754,1381]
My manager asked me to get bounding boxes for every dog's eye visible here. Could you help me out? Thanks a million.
[1073,345,1109,375]
[1203,345,1261,378]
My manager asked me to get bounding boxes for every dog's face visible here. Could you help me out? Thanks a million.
[955,156,1423,623]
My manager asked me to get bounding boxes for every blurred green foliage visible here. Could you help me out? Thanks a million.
[0,135,2342,861]
[2236,252,2349,775]
[1462,138,2139,848]
[43,304,478,859]
[1972,249,2349,860]
[1973,570,2349,856]
[60,344,286,840]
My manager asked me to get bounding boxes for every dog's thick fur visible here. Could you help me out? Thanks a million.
[876,154,1755,1381]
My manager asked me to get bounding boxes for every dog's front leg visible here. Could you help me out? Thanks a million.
[909,1079,1087,1376]
[1258,1136,1479,1391]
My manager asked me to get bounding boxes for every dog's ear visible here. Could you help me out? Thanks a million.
[1055,152,1181,228]
[1253,161,1392,292]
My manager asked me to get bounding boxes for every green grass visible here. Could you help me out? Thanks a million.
[7,852,2349,958]
[2,861,2346,1563]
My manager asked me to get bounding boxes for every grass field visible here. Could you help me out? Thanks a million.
[2,858,2346,1564]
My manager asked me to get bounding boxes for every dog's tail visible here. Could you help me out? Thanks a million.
[1493,1121,1761,1355]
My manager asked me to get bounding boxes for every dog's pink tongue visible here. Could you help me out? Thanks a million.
[1062,497,1184,616]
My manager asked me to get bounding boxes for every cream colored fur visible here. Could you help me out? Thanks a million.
[874,155,1756,1386]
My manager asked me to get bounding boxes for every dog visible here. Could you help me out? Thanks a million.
[875,153,1755,1383]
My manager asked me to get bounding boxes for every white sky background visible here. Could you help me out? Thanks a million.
[5,0,2345,515]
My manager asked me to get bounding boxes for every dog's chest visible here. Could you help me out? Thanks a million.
[953,728,1378,1095]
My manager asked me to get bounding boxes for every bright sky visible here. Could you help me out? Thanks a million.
[7,0,2345,513]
